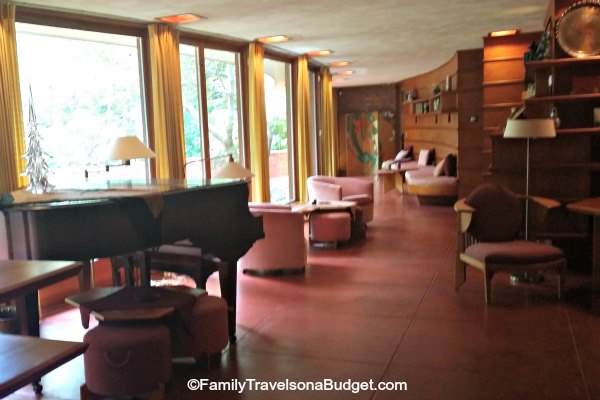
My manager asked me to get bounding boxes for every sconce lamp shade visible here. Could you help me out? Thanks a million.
[213,155,253,179]
[106,136,156,161]
[503,119,556,139]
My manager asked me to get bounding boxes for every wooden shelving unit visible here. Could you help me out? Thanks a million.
[484,0,600,265]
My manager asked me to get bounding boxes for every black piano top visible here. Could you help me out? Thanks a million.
[0,178,248,211]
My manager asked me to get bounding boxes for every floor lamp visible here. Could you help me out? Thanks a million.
[503,117,556,281]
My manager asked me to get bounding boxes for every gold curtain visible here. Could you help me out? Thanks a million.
[294,55,312,203]
[0,2,25,192]
[148,24,185,179]
[247,42,270,202]
[320,67,337,176]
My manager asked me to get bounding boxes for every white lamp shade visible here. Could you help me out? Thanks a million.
[213,160,253,179]
[503,119,556,139]
[106,136,156,161]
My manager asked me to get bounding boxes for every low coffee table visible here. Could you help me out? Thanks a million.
[293,200,364,244]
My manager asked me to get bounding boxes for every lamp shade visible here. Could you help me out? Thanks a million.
[503,119,556,139]
[213,156,253,179]
[106,136,156,161]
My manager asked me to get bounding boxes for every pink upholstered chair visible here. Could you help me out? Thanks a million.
[238,203,307,274]
[455,183,566,304]
[307,176,374,223]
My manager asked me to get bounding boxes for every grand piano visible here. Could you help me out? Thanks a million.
[0,179,264,341]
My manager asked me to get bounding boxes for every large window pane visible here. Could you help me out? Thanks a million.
[205,49,242,175]
[264,58,293,203]
[179,47,243,178]
[180,44,204,178]
[16,24,148,182]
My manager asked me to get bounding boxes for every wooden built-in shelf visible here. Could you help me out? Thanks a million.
[490,162,600,173]
[525,92,600,103]
[525,55,600,70]
[556,127,600,135]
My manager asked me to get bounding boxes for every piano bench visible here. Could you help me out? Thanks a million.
[144,243,223,289]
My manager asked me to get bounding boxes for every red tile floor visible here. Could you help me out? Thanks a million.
[7,184,600,399]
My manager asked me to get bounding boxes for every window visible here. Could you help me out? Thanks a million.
[16,24,148,181]
[205,49,243,175]
[180,45,243,178]
[264,58,294,202]
[179,44,203,177]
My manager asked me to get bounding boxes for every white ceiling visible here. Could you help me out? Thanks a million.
[13,0,549,87]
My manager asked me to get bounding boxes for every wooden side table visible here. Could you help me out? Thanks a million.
[567,197,600,290]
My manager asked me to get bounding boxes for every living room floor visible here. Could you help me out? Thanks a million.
[7,184,600,400]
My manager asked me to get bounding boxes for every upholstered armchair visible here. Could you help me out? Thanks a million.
[238,203,307,275]
[307,176,374,223]
[455,183,566,304]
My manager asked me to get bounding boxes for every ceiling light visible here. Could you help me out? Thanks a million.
[157,14,204,24]
[334,70,354,75]
[489,29,520,37]
[256,35,289,44]
[329,61,351,67]
[306,50,333,56]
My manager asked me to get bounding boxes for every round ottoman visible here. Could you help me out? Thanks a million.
[172,295,229,366]
[310,211,351,246]
[83,322,171,398]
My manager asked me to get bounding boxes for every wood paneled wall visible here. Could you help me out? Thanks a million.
[400,49,483,197]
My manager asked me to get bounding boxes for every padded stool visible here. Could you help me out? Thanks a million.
[309,211,351,247]
[83,322,171,399]
[172,294,229,367]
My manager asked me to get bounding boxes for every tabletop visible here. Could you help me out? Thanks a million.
[0,260,83,303]
[0,333,87,398]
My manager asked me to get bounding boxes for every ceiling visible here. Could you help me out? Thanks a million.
[13,0,549,87]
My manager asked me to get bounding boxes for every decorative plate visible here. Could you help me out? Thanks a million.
[556,1,600,58]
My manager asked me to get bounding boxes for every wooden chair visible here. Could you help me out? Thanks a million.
[454,183,566,304]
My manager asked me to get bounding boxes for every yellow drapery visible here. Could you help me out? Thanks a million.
[294,55,312,203]
[247,42,270,202]
[148,24,185,180]
[320,68,337,176]
[0,2,25,192]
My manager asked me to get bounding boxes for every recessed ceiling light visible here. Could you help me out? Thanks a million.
[256,35,289,44]
[489,29,520,37]
[334,70,354,75]
[306,50,333,56]
[157,13,204,24]
[329,61,351,67]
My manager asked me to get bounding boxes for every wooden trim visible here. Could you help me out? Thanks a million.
[179,31,246,51]
[482,79,525,87]
[482,56,524,62]
[198,47,212,177]
[15,6,147,36]
[482,102,522,109]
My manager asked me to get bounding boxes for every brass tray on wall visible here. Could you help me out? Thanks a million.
[556,1,600,58]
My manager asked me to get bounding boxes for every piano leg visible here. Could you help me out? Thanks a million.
[218,260,237,343]
[79,260,92,293]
